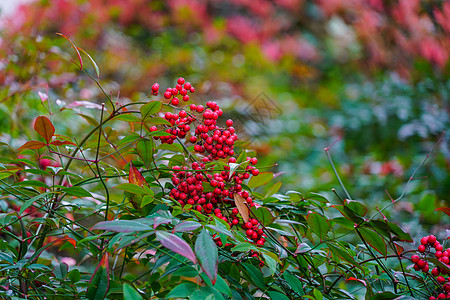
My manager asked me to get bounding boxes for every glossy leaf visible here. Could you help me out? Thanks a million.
[267,291,290,300]
[248,172,273,189]
[173,221,202,233]
[136,138,154,169]
[250,206,275,226]
[77,47,100,78]
[358,227,387,256]
[114,183,146,194]
[140,101,162,121]
[92,220,153,232]
[114,114,141,123]
[18,141,46,151]
[327,242,364,272]
[86,253,109,300]
[123,283,143,300]
[129,163,146,187]
[62,186,92,198]
[34,116,55,143]
[195,229,218,284]
[283,272,304,296]
[306,212,330,240]
[165,282,198,299]
[243,263,265,290]
[156,230,197,264]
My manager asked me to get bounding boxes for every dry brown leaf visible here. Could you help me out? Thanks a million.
[233,193,249,223]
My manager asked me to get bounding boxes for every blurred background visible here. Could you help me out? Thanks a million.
[0,0,448,238]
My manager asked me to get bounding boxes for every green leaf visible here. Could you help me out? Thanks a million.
[63,186,92,198]
[214,275,232,297]
[136,138,154,169]
[123,283,143,300]
[173,221,202,233]
[140,195,155,208]
[76,47,100,78]
[77,113,99,126]
[248,172,273,189]
[265,181,282,197]
[145,116,171,126]
[156,231,197,264]
[344,199,367,217]
[283,272,304,296]
[114,114,141,122]
[358,227,387,256]
[14,180,49,189]
[243,263,265,290]
[19,192,55,215]
[262,253,277,275]
[306,212,330,240]
[86,254,109,300]
[156,143,184,153]
[326,242,364,272]
[231,242,260,253]
[166,282,197,298]
[368,291,399,300]
[305,192,329,204]
[172,266,199,277]
[267,291,290,300]
[117,133,140,147]
[114,183,146,194]
[195,229,218,284]
[92,220,153,232]
[250,206,275,226]
[140,101,162,121]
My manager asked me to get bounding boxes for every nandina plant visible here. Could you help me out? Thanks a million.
[0,40,448,300]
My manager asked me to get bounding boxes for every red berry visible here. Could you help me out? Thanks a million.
[423,264,429,272]
[436,251,443,258]
[226,119,233,127]
[177,77,185,85]
[437,276,446,284]
[436,244,444,252]
[183,95,189,102]
[172,97,179,106]
[428,235,437,245]
[184,82,191,90]
[417,259,427,269]
[150,126,158,132]
[164,91,172,99]
[251,169,259,176]
[250,157,258,165]
[432,267,440,276]
[421,236,429,245]
[418,245,426,253]
[411,255,420,263]
[196,105,204,113]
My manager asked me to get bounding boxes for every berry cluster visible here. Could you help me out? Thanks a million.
[189,101,237,161]
[411,235,450,299]
[151,110,195,144]
[151,77,267,252]
[161,77,194,105]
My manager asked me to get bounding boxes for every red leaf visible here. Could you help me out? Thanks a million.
[34,116,55,143]
[18,141,46,151]
[50,140,76,146]
[156,231,197,264]
[56,33,83,69]
[435,207,450,216]
[129,163,146,187]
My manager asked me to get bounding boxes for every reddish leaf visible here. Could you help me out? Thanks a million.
[345,277,366,286]
[77,47,100,78]
[34,116,55,143]
[195,229,218,284]
[50,140,76,146]
[56,33,83,69]
[18,141,46,151]
[86,252,109,300]
[435,207,450,216]
[233,193,249,223]
[156,231,197,264]
[129,163,146,187]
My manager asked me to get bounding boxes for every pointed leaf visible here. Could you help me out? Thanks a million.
[242,263,265,290]
[435,207,450,216]
[50,140,76,146]
[77,47,99,78]
[250,206,275,226]
[129,163,146,187]
[267,291,290,300]
[195,229,218,284]
[306,212,330,240]
[358,227,387,256]
[34,116,55,143]
[123,283,143,300]
[233,193,249,223]
[92,220,153,232]
[248,172,273,189]
[140,101,162,121]
[136,138,154,169]
[86,253,109,300]
[166,282,197,298]
[173,221,202,233]
[156,230,197,264]
[18,141,46,151]
[326,242,364,272]
[115,183,146,194]
[62,186,92,198]
[56,33,82,69]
